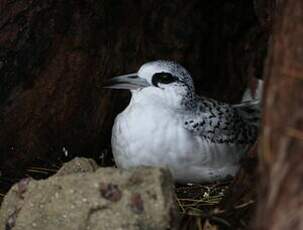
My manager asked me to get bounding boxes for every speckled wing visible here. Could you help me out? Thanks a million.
[232,101,261,127]
[184,97,259,144]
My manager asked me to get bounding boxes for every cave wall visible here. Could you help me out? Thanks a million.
[256,0,303,229]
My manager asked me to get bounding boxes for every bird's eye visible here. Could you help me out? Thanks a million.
[152,72,177,86]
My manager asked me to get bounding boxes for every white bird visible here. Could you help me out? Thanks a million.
[105,60,262,183]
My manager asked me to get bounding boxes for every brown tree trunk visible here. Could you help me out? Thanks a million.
[0,1,269,176]
[256,0,303,229]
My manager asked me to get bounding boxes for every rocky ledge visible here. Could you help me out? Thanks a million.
[0,158,178,230]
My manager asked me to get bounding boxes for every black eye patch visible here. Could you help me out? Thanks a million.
[152,72,178,86]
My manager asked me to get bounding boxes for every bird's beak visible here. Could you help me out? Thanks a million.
[103,73,150,90]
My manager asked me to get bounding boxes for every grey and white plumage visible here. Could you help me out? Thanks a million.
[105,60,262,183]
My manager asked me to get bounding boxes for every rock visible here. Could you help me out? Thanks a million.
[55,157,99,176]
[0,166,178,230]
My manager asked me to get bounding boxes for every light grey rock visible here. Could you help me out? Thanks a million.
[0,165,178,230]
[55,157,99,176]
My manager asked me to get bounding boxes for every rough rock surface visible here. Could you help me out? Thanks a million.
[0,164,177,230]
[55,157,99,176]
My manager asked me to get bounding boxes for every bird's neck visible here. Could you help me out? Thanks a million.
[130,88,198,113]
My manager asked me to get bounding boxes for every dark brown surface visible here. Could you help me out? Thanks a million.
[0,1,269,177]
[256,0,303,229]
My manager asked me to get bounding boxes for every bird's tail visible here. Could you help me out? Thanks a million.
[240,78,263,104]
[232,78,263,108]
[232,78,264,127]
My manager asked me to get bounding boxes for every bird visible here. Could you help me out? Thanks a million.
[104,60,262,183]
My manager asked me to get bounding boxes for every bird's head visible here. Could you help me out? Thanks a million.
[104,60,196,110]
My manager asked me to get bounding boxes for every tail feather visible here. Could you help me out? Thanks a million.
[232,79,263,127]
[241,79,263,103]
[232,79,263,108]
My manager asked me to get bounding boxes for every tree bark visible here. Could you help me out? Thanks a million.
[0,1,269,175]
[256,0,303,229]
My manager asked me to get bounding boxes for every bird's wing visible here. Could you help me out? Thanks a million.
[184,95,260,144]
[183,98,243,143]
[184,79,263,143]
[231,101,261,128]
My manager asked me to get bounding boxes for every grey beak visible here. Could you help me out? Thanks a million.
[103,73,150,90]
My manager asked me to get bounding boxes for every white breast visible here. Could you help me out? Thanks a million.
[111,98,247,183]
